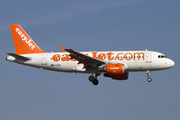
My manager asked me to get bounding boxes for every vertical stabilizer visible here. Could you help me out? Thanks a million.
[9,24,46,55]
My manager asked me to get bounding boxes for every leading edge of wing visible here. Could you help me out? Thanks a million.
[60,46,105,65]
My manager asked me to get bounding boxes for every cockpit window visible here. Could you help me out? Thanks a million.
[158,55,167,58]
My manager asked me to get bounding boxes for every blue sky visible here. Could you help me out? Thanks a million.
[1,0,180,120]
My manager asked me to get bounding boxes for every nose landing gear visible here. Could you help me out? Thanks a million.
[88,74,100,85]
[147,70,152,82]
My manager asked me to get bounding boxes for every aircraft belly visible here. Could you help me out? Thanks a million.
[46,61,86,72]
[127,62,139,71]
[126,61,152,71]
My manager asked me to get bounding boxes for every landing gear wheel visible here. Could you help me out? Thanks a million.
[147,78,152,82]
[89,75,95,82]
[88,74,100,85]
[146,71,152,82]
[92,79,99,85]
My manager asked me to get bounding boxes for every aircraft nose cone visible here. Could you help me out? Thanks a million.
[167,59,175,68]
[171,60,175,67]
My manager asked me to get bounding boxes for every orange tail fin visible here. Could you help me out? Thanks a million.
[10,24,46,55]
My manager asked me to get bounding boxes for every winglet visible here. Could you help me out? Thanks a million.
[60,46,66,51]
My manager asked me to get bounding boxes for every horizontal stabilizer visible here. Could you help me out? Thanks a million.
[7,53,31,61]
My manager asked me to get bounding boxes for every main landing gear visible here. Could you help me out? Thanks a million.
[147,70,152,82]
[89,74,100,85]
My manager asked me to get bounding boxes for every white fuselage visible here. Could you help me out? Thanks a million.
[6,50,175,73]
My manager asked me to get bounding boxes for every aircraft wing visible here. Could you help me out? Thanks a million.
[60,46,105,68]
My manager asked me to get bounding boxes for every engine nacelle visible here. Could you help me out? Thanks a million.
[104,72,129,80]
[99,63,125,74]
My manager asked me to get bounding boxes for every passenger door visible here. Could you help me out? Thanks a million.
[146,52,152,63]
[41,54,47,65]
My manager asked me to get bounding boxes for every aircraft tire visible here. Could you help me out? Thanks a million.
[147,78,152,82]
[92,79,99,85]
[89,75,95,82]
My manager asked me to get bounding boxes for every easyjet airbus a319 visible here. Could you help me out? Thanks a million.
[6,24,175,85]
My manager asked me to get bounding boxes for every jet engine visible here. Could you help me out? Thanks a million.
[99,63,125,74]
[104,72,129,80]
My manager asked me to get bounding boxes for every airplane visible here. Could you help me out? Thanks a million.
[6,24,175,85]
